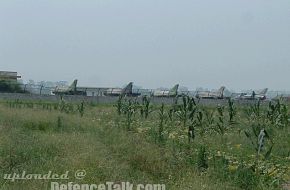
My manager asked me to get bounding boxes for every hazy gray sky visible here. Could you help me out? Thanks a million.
[1,0,290,90]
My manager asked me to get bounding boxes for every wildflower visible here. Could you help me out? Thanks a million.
[136,128,143,133]
[217,151,222,157]
[228,165,238,172]
[235,144,242,149]
[169,133,177,139]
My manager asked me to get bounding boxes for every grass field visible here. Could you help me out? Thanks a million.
[0,97,289,190]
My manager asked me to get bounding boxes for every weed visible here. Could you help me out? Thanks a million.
[77,101,85,117]
[197,145,208,172]
[140,96,152,119]
[228,98,237,124]
[116,95,124,115]
[215,105,228,136]
[157,103,167,144]
[122,100,138,130]
[57,116,63,131]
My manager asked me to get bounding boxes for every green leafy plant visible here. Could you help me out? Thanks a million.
[234,166,259,190]
[122,99,138,131]
[248,100,262,122]
[175,96,197,128]
[197,145,208,172]
[116,95,124,115]
[57,116,63,130]
[267,100,289,128]
[215,105,228,136]
[228,98,237,124]
[140,96,152,119]
[157,103,167,143]
[175,96,198,143]
[196,110,206,137]
[77,101,85,117]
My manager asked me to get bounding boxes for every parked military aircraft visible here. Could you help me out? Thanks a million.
[152,84,179,97]
[104,82,141,97]
[195,86,226,99]
[52,79,86,95]
[236,88,268,100]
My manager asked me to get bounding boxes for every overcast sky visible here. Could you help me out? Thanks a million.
[1,0,290,90]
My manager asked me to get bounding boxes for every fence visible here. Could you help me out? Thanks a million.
[16,83,197,97]
[0,81,288,99]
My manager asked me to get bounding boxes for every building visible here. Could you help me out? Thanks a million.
[0,71,21,81]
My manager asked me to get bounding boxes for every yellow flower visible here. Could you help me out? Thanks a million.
[235,144,242,149]
[229,165,238,172]
[268,170,278,177]
[136,127,147,133]
[169,133,176,139]
[217,151,222,157]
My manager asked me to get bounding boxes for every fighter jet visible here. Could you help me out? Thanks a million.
[195,86,226,99]
[152,84,179,97]
[52,79,86,95]
[236,88,268,100]
[104,82,140,97]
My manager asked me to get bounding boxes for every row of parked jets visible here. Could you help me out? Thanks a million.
[52,80,268,100]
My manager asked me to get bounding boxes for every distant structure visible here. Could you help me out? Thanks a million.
[0,71,21,81]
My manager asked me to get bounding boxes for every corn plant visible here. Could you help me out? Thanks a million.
[115,95,124,115]
[170,96,179,112]
[175,95,197,128]
[77,101,85,117]
[66,103,74,113]
[188,121,195,143]
[122,99,138,131]
[175,96,198,143]
[279,104,289,128]
[267,100,289,128]
[249,100,262,121]
[187,109,205,142]
[197,145,208,172]
[140,96,152,119]
[58,97,66,113]
[58,97,75,114]
[158,103,167,143]
[8,99,22,109]
[196,110,206,137]
[168,108,174,122]
[56,116,63,131]
[267,101,276,124]
[204,109,215,131]
[228,98,237,124]
[215,105,228,136]
[27,102,33,109]
[244,128,273,159]
[244,128,274,181]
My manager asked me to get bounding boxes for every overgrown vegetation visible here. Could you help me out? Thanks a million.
[0,96,289,190]
[113,95,290,190]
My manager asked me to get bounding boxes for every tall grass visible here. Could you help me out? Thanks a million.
[0,97,289,190]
